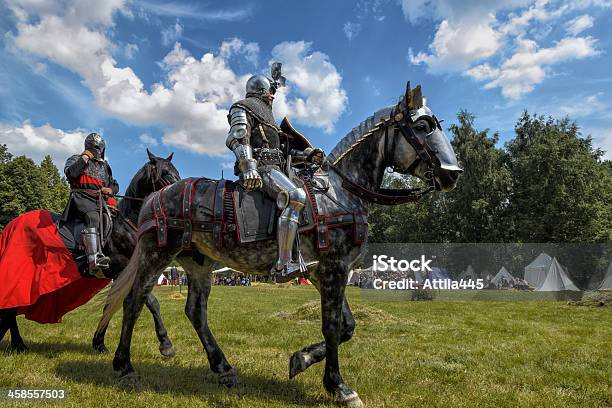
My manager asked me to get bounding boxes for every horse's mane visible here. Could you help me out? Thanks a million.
[327,105,394,165]
[117,164,148,216]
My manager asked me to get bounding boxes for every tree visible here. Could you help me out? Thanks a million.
[40,155,70,212]
[506,112,612,243]
[0,147,70,231]
[444,110,512,242]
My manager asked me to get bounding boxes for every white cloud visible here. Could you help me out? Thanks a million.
[124,43,139,59]
[557,93,606,117]
[219,38,259,66]
[464,63,500,80]
[500,0,568,37]
[483,36,598,99]
[134,1,253,21]
[343,22,362,41]
[0,121,87,167]
[404,0,603,99]
[409,18,502,73]
[270,41,348,132]
[565,14,594,35]
[139,133,158,146]
[7,2,348,156]
[161,21,183,46]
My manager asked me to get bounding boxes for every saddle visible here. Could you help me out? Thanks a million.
[138,176,367,251]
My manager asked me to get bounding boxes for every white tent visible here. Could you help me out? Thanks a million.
[157,273,167,285]
[458,265,478,281]
[536,257,579,291]
[598,261,612,290]
[524,253,553,288]
[491,266,517,288]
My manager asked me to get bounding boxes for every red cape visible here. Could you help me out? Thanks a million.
[0,210,110,323]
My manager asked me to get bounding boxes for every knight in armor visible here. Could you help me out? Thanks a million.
[226,70,324,277]
[63,133,118,277]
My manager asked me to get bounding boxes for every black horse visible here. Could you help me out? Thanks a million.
[0,149,180,357]
[100,83,462,406]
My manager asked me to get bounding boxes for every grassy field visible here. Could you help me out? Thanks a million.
[1,285,610,408]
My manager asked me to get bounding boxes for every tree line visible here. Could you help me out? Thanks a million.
[0,145,69,231]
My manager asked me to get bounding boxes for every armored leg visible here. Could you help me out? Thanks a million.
[262,169,306,277]
[82,227,109,277]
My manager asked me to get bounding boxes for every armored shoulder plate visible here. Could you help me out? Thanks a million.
[232,97,278,130]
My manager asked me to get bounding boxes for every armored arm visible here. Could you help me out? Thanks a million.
[64,154,88,181]
[289,147,325,164]
[226,107,262,190]
[106,163,119,194]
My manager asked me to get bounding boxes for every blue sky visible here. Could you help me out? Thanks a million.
[0,0,611,190]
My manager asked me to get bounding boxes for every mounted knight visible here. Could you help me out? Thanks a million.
[226,63,324,277]
[62,133,118,277]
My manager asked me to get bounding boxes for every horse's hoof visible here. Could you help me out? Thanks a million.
[289,351,309,379]
[10,343,28,353]
[217,367,238,388]
[93,343,109,354]
[159,344,175,358]
[118,371,142,390]
[336,390,364,407]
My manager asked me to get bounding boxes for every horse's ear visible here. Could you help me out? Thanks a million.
[166,152,174,162]
[147,148,156,163]
[403,81,411,109]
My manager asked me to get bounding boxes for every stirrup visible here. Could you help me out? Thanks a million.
[88,253,110,279]
[271,260,319,283]
[271,261,302,278]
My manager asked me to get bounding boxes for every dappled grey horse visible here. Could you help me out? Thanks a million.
[99,83,462,407]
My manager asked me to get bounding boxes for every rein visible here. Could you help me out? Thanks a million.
[327,103,435,205]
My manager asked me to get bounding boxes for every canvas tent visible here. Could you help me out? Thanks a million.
[524,253,553,288]
[598,261,612,290]
[157,273,168,285]
[536,257,579,291]
[428,267,452,282]
[491,266,517,288]
[458,265,478,281]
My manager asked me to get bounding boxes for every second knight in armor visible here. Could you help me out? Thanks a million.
[63,133,118,277]
[226,73,324,276]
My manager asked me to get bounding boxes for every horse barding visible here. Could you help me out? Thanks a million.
[0,149,180,356]
[100,82,462,407]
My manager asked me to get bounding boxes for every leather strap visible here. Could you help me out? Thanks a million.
[213,179,227,248]
[181,178,194,248]
[329,162,431,205]
[152,187,168,246]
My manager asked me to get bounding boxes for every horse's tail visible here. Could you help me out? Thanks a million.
[95,242,141,334]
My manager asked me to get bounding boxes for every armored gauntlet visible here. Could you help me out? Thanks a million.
[226,107,262,190]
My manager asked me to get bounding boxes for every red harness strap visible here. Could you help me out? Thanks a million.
[139,178,225,249]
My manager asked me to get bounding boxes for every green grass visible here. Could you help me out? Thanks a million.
[1,286,610,408]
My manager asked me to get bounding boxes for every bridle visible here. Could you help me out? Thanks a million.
[148,161,175,191]
[327,100,437,205]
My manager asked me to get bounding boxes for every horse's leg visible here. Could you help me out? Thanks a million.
[144,292,175,357]
[0,309,27,352]
[92,304,110,354]
[179,254,237,387]
[112,239,176,379]
[319,261,363,407]
[0,310,10,345]
[92,292,174,357]
[289,296,355,378]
